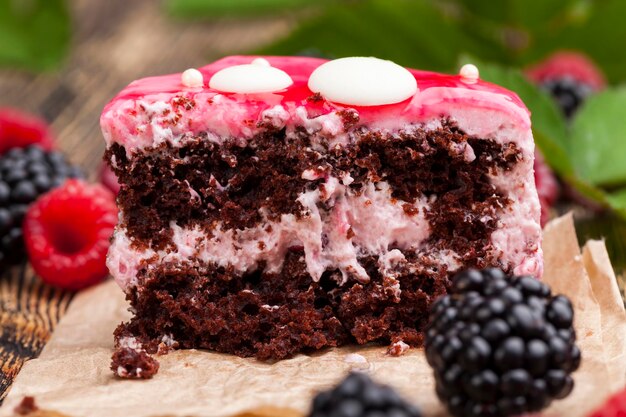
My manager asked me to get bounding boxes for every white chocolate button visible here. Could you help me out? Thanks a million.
[308,57,418,106]
[209,59,293,94]
[459,64,480,83]
[181,68,204,88]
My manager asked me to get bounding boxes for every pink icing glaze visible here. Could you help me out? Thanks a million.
[101,56,531,153]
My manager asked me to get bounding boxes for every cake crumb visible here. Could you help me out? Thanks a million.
[157,334,179,355]
[387,341,410,357]
[14,396,38,415]
[111,347,160,379]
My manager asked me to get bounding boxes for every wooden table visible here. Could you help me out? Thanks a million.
[0,0,289,402]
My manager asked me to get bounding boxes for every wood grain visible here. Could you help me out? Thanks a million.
[0,265,72,402]
[0,0,289,403]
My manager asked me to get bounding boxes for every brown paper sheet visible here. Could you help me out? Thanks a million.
[1,214,625,417]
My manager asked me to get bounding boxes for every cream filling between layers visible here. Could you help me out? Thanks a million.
[108,180,436,291]
[109,165,543,293]
[106,113,542,291]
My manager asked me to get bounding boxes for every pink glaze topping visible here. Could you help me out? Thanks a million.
[101,56,531,154]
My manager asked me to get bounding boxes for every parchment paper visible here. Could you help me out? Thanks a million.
[2,214,625,417]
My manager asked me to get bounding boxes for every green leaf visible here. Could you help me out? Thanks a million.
[175,0,626,83]
[456,0,579,31]
[165,0,324,17]
[607,188,626,219]
[530,0,626,83]
[0,0,71,72]
[576,213,626,271]
[570,89,626,187]
[566,175,609,207]
[259,0,505,73]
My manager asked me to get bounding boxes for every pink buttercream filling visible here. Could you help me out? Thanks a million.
[108,166,542,292]
[108,180,434,290]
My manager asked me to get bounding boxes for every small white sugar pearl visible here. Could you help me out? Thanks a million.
[251,57,271,67]
[181,68,204,88]
[459,64,480,83]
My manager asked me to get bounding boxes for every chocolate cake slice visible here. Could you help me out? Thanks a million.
[101,56,542,377]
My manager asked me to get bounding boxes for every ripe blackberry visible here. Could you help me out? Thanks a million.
[540,76,593,119]
[425,268,580,417]
[308,372,422,417]
[526,51,605,120]
[0,146,83,269]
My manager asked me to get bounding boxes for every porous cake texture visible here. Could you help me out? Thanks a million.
[101,56,542,375]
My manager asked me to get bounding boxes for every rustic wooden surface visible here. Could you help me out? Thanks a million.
[0,0,290,403]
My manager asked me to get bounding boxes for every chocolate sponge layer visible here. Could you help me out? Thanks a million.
[105,121,517,252]
[109,121,521,360]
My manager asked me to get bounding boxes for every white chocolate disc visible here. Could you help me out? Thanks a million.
[459,64,480,83]
[308,57,418,106]
[209,62,293,94]
[181,68,204,88]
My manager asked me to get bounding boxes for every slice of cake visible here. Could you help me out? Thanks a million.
[101,56,542,377]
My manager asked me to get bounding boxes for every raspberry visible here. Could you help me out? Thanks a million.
[0,146,83,269]
[589,386,626,417]
[526,51,605,119]
[534,151,559,227]
[0,108,55,155]
[527,51,606,91]
[425,268,580,417]
[99,163,120,195]
[308,372,422,417]
[23,179,117,290]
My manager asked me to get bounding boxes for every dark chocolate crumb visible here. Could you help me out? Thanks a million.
[111,347,159,379]
[14,397,38,415]
[403,204,419,216]
[307,93,324,102]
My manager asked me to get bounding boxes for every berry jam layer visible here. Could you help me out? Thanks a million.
[114,250,453,361]
[105,121,541,293]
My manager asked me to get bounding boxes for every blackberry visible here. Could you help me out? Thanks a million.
[541,76,593,119]
[308,372,422,417]
[0,146,83,269]
[425,268,580,417]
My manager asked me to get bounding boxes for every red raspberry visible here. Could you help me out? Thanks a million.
[589,386,626,417]
[526,51,605,119]
[534,151,559,227]
[526,51,606,91]
[23,179,117,290]
[99,163,120,195]
[0,108,55,154]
